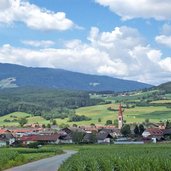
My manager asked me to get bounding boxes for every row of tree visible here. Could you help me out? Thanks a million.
[0,87,104,119]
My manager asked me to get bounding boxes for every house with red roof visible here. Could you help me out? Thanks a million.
[20,133,60,145]
[142,128,164,140]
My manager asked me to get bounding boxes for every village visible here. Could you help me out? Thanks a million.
[1,104,171,147]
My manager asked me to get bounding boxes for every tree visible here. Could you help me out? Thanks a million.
[121,124,131,136]
[114,119,118,127]
[47,123,51,128]
[90,123,95,127]
[106,120,112,125]
[89,132,97,143]
[139,124,145,135]
[72,124,77,127]
[145,118,150,124]
[18,117,28,127]
[42,124,46,128]
[59,123,69,128]
[166,120,171,129]
[72,131,84,144]
[134,125,140,136]
[52,120,57,125]
[98,118,101,123]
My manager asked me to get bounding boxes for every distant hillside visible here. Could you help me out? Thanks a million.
[0,63,152,92]
[158,82,171,93]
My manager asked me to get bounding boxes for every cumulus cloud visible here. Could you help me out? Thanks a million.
[95,0,171,20]
[0,43,112,74]
[0,26,171,85]
[0,0,11,10]
[159,57,171,72]
[155,35,171,48]
[0,0,74,30]
[21,40,55,48]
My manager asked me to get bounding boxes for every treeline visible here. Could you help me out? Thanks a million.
[0,87,104,119]
[158,82,171,93]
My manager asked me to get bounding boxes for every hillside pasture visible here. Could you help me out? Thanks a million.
[0,112,70,126]
[76,104,171,124]
[0,112,30,126]
[1,91,171,126]
[91,90,160,102]
[1,104,171,126]
[150,99,171,104]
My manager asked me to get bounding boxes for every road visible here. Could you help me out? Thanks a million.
[5,150,77,171]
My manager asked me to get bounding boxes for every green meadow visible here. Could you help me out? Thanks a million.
[1,103,171,126]
[76,104,171,124]
[1,90,171,126]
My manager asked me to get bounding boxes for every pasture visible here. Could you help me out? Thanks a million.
[76,104,171,124]
[0,104,171,126]
[0,91,171,126]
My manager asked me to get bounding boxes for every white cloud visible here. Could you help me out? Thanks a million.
[0,43,112,74]
[155,35,171,48]
[0,0,74,31]
[159,57,171,72]
[95,0,171,20]
[0,26,171,85]
[22,40,55,48]
[0,0,11,10]
[147,49,162,63]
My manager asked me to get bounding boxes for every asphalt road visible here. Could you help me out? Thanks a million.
[5,150,77,171]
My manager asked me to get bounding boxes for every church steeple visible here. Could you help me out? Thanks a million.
[118,104,123,129]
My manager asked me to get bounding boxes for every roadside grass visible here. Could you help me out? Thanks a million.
[0,146,63,171]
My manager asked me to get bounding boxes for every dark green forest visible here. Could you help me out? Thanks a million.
[0,87,104,119]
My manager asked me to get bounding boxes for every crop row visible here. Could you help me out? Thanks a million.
[0,146,63,171]
[59,145,171,171]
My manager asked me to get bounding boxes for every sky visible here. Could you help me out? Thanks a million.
[0,0,171,85]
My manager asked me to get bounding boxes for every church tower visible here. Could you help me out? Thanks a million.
[118,104,123,129]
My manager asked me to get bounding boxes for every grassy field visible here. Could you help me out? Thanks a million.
[0,112,68,127]
[59,144,171,171]
[0,146,63,171]
[0,104,171,126]
[1,91,171,126]
[76,104,171,124]
[150,99,171,104]
[91,90,160,102]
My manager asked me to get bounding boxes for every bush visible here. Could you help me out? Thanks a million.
[68,115,91,122]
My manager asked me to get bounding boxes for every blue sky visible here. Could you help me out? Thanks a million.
[0,0,171,85]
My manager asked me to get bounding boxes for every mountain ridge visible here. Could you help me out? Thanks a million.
[0,63,152,92]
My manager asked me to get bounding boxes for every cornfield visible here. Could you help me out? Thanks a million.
[59,144,171,171]
[0,149,25,171]
[0,146,63,171]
